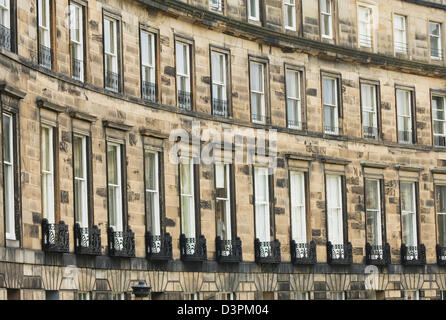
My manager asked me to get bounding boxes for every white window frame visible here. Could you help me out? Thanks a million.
[432,95,446,146]
[38,0,51,48]
[290,171,306,244]
[322,76,339,135]
[284,0,296,31]
[41,125,55,224]
[140,30,156,86]
[3,113,14,240]
[250,61,266,124]
[145,151,160,236]
[211,51,227,103]
[393,14,407,54]
[107,143,123,233]
[320,0,333,39]
[0,0,10,29]
[361,83,378,138]
[286,68,302,129]
[180,158,196,254]
[358,5,372,48]
[430,22,442,60]
[104,16,119,90]
[215,163,232,241]
[396,89,413,144]
[400,181,418,251]
[176,41,191,108]
[365,179,383,257]
[326,175,344,259]
[436,185,446,255]
[210,0,222,11]
[73,134,89,232]
[254,167,271,257]
[70,2,84,81]
[248,0,260,21]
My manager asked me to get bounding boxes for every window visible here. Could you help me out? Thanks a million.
[432,95,446,147]
[322,76,339,135]
[3,113,15,240]
[145,151,161,249]
[331,292,346,300]
[358,6,372,48]
[38,0,52,69]
[441,290,446,300]
[73,135,89,234]
[211,50,228,117]
[107,143,123,237]
[320,0,333,39]
[41,125,55,225]
[250,61,267,124]
[284,0,296,31]
[180,158,196,253]
[77,292,91,300]
[248,0,260,21]
[290,171,307,253]
[430,22,442,60]
[286,68,302,129]
[215,163,233,242]
[140,29,156,102]
[0,0,11,51]
[396,88,414,144]
[365,179,384,259]
[210,0,222,11]
[104,16,120,92]
[254,167,272,257]
[394,14,407,54]
[436,186,446,250]
[361,83,378,139]
[294,292,310,300]
[70,2,84,81]
[45,290,59,300]
[326,175,345,258]
[176,40,192,110]
[400,181,418,259]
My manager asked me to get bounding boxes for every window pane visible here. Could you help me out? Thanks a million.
[145,152,157,190]
[323,77,335,105]
[107,144,118,185]
[73,136,84,179]
[3,114,11,163]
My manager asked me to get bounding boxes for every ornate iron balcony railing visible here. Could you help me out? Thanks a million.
[178,90,192,110]
[436,244,446,266]
[41,219,69,253]
[180,234,207,262]
[145,232,172,261]
[401,244,426,266]
[398,130,413,144]
[290,240,316,265]
[363,126,378,139]
[105,71,120,93]
[142,81,157,102]
[324,125,339,135]
[212,99,228,117]
[434,135,446,147]
[0,24,11,51]
[327,242,353,265]
[251,113,270,124]
[288,120,304,130]
[216,237,242,263]
[39,44,53,70]
[366,243,391,265]
[107,227,135,258]
[72,58,84,82]
[254,239,281,264]
[431,48,443,60]
[74,223,102,256]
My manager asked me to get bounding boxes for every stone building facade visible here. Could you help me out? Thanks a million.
[0,0,445,300]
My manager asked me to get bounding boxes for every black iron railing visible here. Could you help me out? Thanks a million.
[0,24,11,51]
[39,44,53,69]
[290,240,316,265]
[42,219,69,253]
[431,48,443,60]
[252,114,270,124]
[359,34,372,48]
[288,120,304,130]
[434,135,446,147]
[107,227,135,258]
[105,71,120,93]
[216,237,242,263]
[327,242,353,265]
[324,125,339,134]
[366,243,391,265]
[74,223,102,256]
[401,244,426,266]
[394,41,408,54]
[212,99,228,117]
[398,130,413,143]
[178,90,192,110]
[363,126,378,139]
[142,81,156,102]
[72,58,84,81]
[436,244,446,266]
[145,232,172,261]
[180,234,207,262]
[254,239,281,264]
